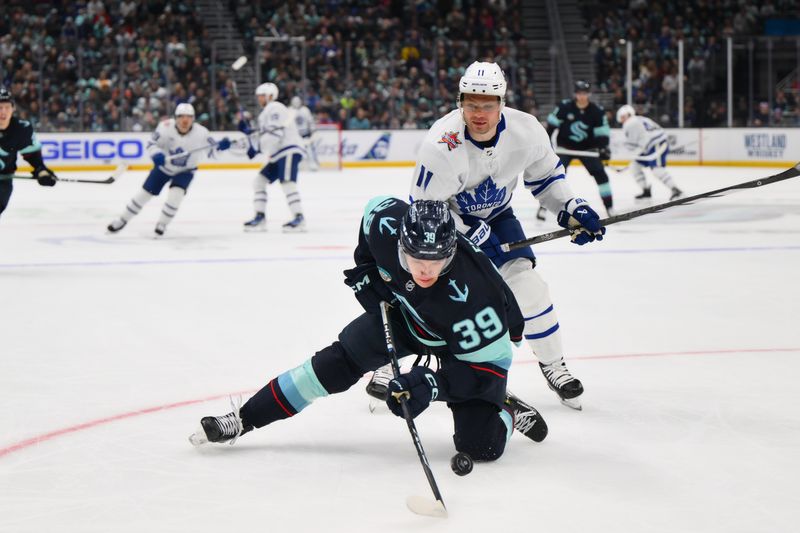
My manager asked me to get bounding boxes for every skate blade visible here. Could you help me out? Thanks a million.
[243,226,267,233]
[368,398,389,414]
[188,425,209,446]
[282,225,307,233]
[559,397,583,411]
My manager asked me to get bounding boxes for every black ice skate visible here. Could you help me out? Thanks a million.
[282,213,307,233]
[189,410,251,446]
[540,357,584,410]
[634,187,652,200]
[670,187,683,200]
[107,219,126,233]
[154,223,166,237]
[535,206,547,221]
[505,390,548,442]
[243,212,266,232]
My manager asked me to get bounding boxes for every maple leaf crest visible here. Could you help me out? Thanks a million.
[454,176,507,213]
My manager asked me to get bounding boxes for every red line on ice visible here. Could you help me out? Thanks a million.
[1,347,797,459]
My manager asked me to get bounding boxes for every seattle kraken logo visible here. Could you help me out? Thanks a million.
[360,133,390,160]
[455,176,506,214]
[568,121,589,143]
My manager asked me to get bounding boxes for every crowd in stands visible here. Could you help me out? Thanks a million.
[2,0,797,133]
[585,0,799,126]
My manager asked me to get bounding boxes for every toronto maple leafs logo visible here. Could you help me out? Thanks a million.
[437,131,461,151]
[455,176,507,214]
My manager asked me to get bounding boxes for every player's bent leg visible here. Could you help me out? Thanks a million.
[630,160,652,199]
[583,157,614,213]
[244,173,269,231]
[155,185,187,236]
[500,258,584,409]
[108,188,154,233]
[451,399,511,461]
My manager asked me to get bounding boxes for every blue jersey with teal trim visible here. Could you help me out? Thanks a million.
[547,99,610,151]
[356,196,524,372]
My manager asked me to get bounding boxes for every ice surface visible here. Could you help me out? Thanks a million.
[1,165,799,532]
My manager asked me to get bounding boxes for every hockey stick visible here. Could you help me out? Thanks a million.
[0,163,128,184]
[556,148,601,158]
[501,162,800,251]
[379,301,447,519]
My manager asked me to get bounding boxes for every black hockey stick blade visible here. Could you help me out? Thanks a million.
[502,162,800,252]
[1,164,127,185]
[379,301,448,518]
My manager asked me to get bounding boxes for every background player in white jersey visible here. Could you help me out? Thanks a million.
[241,83,307,232]
[367,62,606,410]
[107,103,231,236]
[290,96,319,171]
[616,105,683,200]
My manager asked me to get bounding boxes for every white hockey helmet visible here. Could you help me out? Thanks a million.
[290,95,302,109]
[255,82,279,102]
[616,104,636,123]
[458,61,507,105]
[174,103,195,117]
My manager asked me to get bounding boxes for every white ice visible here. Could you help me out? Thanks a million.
[1,164,799,533]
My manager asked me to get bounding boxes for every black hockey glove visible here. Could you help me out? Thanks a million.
[598,146,611,161]
[386,366,439,419]
[557,198,605,245]
[343,263,395,314]
[33,166,57,187]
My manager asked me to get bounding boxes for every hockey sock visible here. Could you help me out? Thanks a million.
[120,189,153,222]
[157,186,186,227]
[653,167,678,189]
[281,180,304,217]
[253,174,268,214]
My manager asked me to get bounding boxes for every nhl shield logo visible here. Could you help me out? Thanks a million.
[405,280,415,291]
[437,131,462,151]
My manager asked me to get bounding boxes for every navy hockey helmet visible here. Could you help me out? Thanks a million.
[399,200,457,267]
[0,87,13,105]
[574,80,591,93]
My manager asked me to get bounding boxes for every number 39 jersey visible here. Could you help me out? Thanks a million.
[355,196,524,371]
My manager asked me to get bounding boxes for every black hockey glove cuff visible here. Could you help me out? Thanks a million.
[343,263,395,314]
[386,366,440,419]
[33,166,57,187]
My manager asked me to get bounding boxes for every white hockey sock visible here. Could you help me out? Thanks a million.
[500,259,564,365]
[157,187,186,227]
[253,174,268,214]
[629,161,649,189]
[281,180,304,217]
[120,189,154,222]
[653,167,678,189]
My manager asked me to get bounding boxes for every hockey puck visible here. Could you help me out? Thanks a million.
[231,56,248,71]
[450,452,473,476]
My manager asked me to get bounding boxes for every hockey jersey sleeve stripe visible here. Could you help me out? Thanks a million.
[524,322,560,340]
[547,111,561,127]
[528,174,565,196]
[19,141,42,154]
[593,123,611,137]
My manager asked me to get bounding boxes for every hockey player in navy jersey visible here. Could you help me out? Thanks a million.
[0,87,57,219]
[367,62,606,410]
[547,81,615,215]
[190,198,547,461]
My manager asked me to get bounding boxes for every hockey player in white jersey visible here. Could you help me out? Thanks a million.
[367,61,606,410]
[290,96,319,171]
[616,105,683,200]
[106,103,231,236]
[242,83,307,232]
